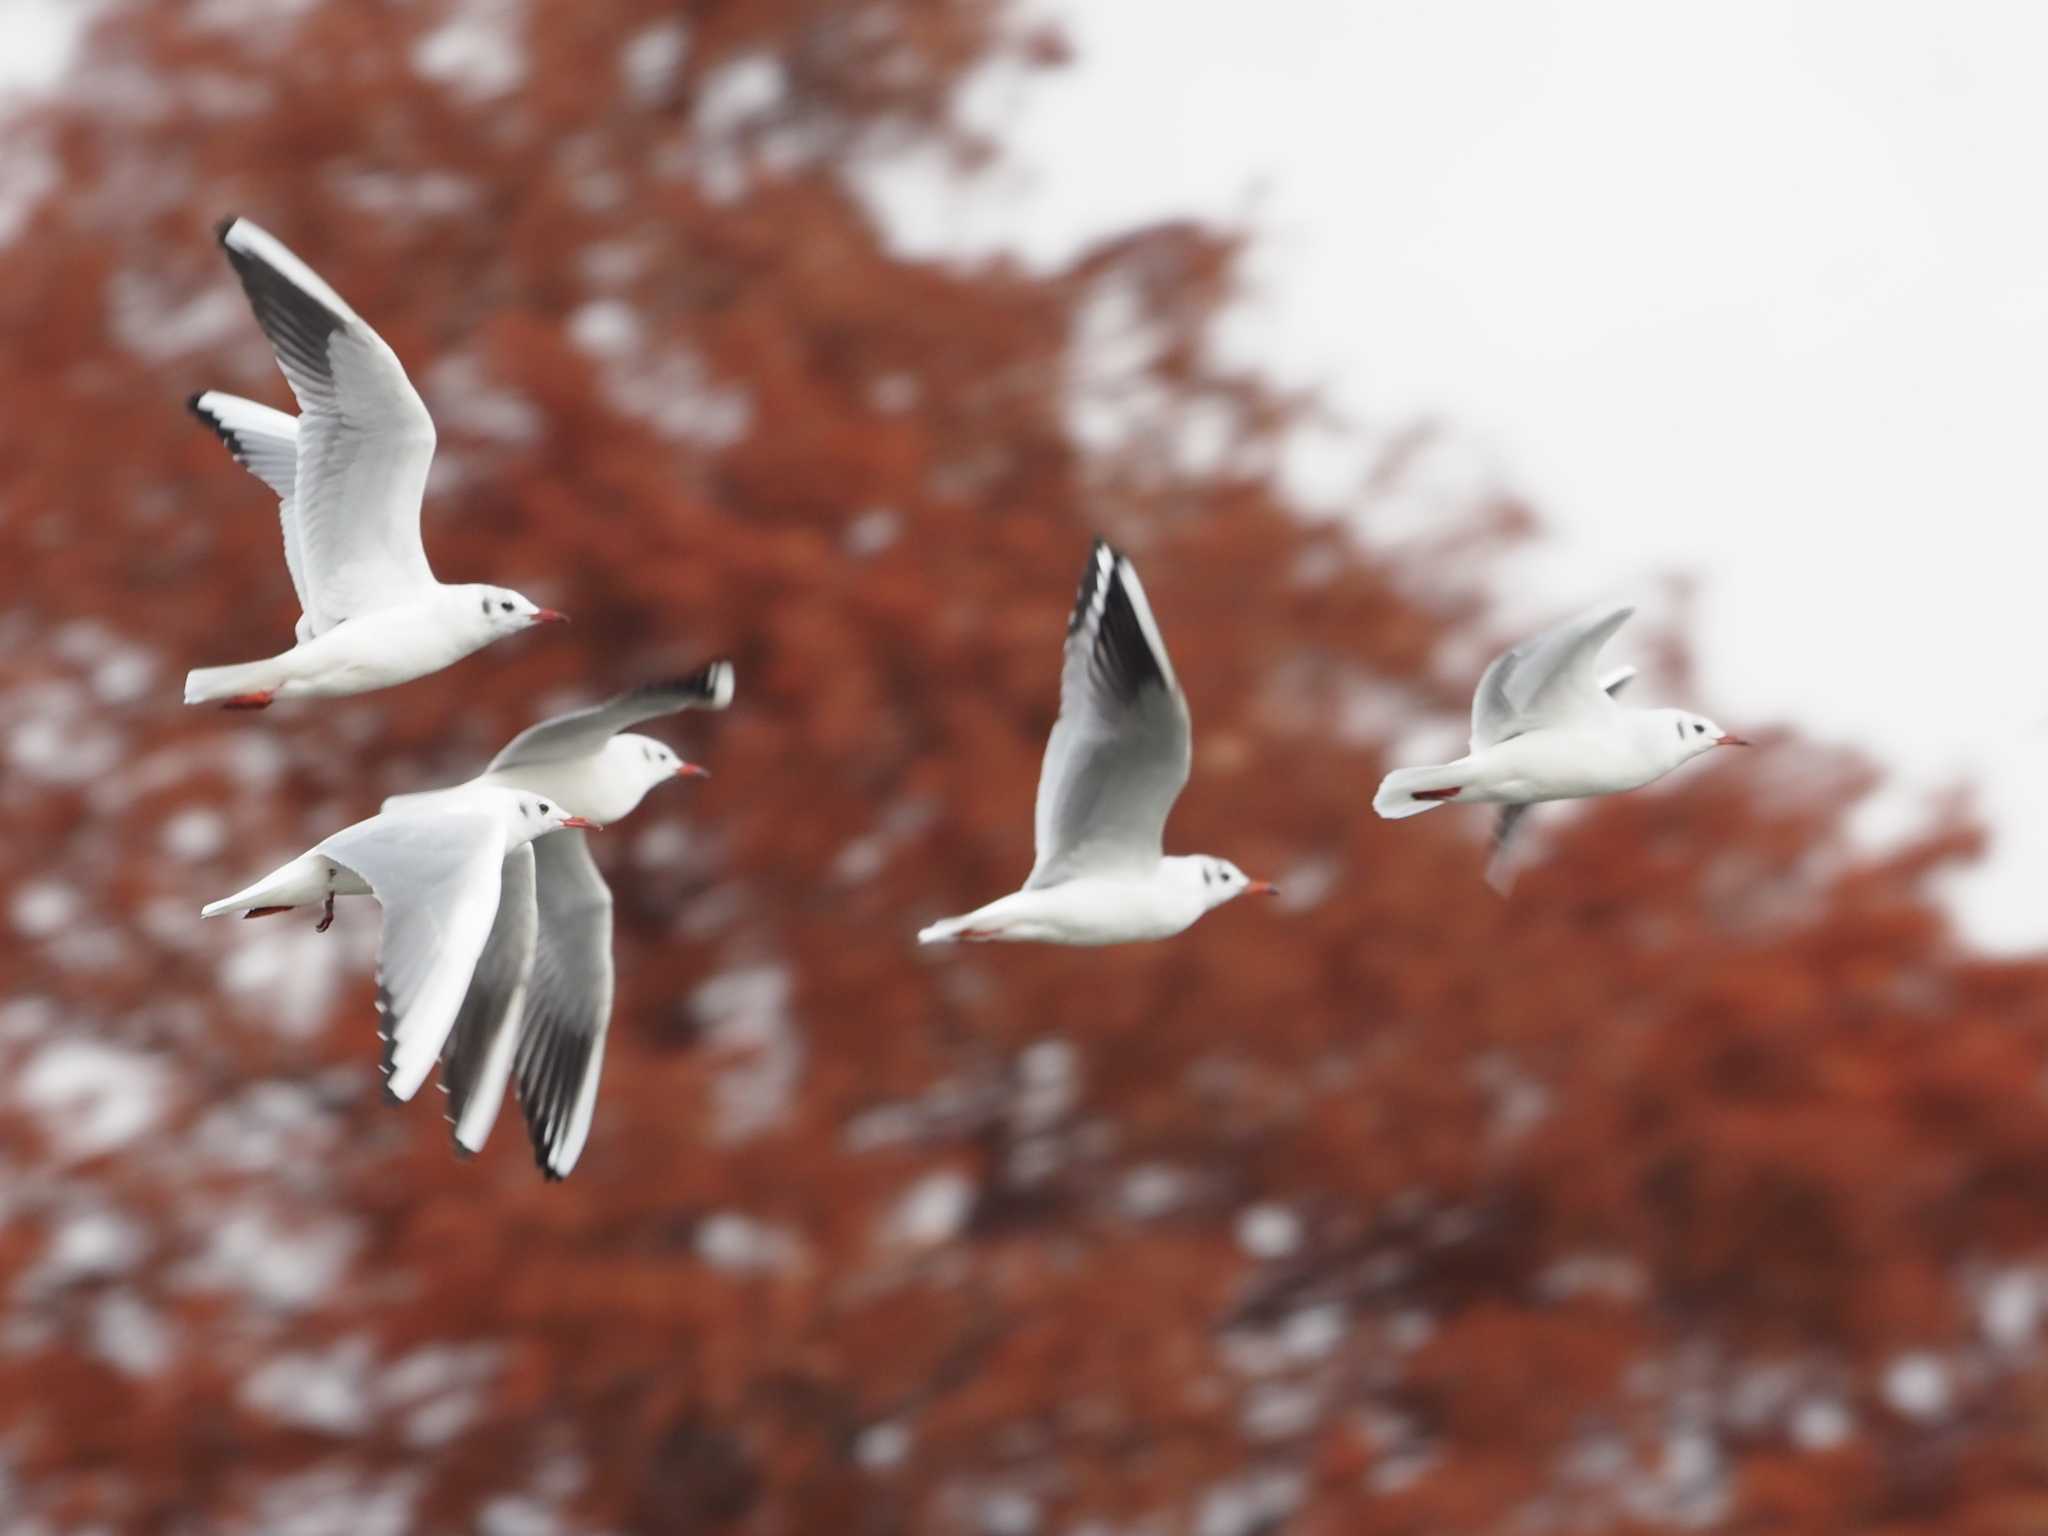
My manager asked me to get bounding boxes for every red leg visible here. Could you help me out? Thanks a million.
[221,691,275,710]
[315,892,335,933]
[1411,786,1463,802]
[959,927,1002,941]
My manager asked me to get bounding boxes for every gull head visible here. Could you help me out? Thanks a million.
[507,794,601,846]
[466,584,569,636]
[602,732,711,819]
[1179,856,1279,913]
[1652,709,1752,768]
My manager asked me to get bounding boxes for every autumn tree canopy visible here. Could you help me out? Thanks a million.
[3,2,2047,1532]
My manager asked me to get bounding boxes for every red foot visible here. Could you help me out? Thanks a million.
[959,927,1002,941]
[1411,786,1462,801]
[243,906,291,919]
[315,893,335,933]
[221,691,275,710]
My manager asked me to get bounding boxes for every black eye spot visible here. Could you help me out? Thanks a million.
[1694,723,1706,734]
[1675,721,1685,743]
[480,596,490,616]
[539,803,550,815]
[500,601,514,613]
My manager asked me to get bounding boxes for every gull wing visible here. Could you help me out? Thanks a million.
[438,842,540,1156]
[488,661,734,773]
[1024,540,1191,890]
[512,831,616,1180]
[317,808,506,1102]
[217,217,438,632]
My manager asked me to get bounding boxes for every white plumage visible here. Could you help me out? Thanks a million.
[184,217,565,708]
[918,540,1275,946]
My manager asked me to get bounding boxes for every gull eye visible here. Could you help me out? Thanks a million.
[1694,723,1706,734]
[539,803,551,815]
[500,601,515,613]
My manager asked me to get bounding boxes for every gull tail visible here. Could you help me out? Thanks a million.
[185,656,286,706]
[201,852,326,919]
[1374,761,1477,820]
[917,914,973,945]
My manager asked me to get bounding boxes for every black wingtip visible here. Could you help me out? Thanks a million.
[1068,537,1119,635]
[186,391,211,420]
[214,215,238,247]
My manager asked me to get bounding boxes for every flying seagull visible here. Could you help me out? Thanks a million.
[381,660,734,1177]
[200,788,597,1108]
[184,216,564,708]
[1374,605,1749,883]
[918,539,1276,946]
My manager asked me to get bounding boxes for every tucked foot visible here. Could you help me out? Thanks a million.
[1410,786,1463,802]
[959,927,1003,941]
[221,691,275,710]
[243,905,292,919]
[315,892,335,933]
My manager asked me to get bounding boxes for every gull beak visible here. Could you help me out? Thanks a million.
[1247,880,1280,897]
[560,815,603,831]
[1715,734,1752,748]
[674,762,712,780]
[532,608,570,625]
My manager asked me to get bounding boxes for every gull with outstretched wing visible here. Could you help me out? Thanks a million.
[184,217,565,708]
[380,660,733,1178]
[1375,604,1750,884]
[917,539,1276,946]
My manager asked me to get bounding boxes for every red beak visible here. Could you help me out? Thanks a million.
[1715,734,1752,748]
[560,815,602,831]
[1247,880,1279,897]
[674,762,711,780]
[532,608,569,625]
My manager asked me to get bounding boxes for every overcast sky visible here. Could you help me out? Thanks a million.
[11,0,2048,945]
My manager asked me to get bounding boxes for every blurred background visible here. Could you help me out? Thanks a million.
[7,1,2048,1531]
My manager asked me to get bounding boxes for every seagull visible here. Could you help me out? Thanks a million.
[183,217,565,709]
[1373,605,1750,883]
[918,539,1276,946]
[201,788,597,1109]
[379,661,734,1177]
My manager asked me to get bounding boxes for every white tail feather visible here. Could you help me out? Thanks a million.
[1373,763,1472,820]
[185,657,284,705]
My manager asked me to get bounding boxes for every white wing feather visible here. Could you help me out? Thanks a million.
[217,217,439,633]
[1026,541,1192,888]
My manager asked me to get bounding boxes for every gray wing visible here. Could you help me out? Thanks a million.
[512,831,615,1180]
[1484,665,1640,892]
[316,809,506,1102]
[188,390,314,641]
[438,843,538,1156]
[1025,541,1192,889]
[1470,604,1635,749]
[217,217,438,632]
[487,660,735,772]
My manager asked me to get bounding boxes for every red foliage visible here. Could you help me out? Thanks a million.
[3,2,2048,1531]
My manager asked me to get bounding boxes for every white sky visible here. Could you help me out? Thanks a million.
[10,1,2048,946]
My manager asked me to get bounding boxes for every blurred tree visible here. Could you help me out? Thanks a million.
[3,2,2048,1533]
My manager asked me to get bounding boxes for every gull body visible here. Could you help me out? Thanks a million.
[1373,604,1748,888]
[918,540,1274,947]
[923,859,1249,947]
[183,217,563,708]
[379,662,733,1178]
[202,786,595,1103]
